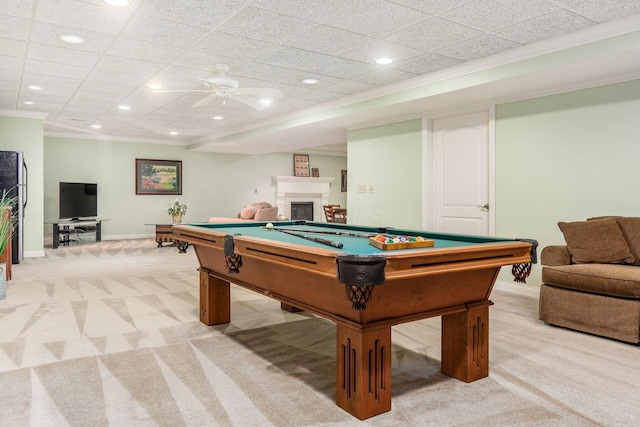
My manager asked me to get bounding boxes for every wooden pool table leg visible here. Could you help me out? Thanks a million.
[335,324,392,420]
[441,303,490,382]
[198,268,230,325]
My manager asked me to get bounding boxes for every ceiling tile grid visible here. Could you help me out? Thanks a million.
[0,0,637,145]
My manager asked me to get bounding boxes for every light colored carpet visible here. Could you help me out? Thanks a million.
[0,239,638,426]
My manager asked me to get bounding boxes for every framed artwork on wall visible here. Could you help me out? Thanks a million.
[312,168,319,177]
[293,154,310,177]
[135,158,182,195]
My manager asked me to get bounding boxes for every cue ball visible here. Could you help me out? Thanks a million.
[266,223,274,229]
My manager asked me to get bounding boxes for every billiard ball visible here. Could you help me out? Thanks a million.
[266,223,274,229]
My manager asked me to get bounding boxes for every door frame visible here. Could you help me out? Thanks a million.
[422,106,497,235]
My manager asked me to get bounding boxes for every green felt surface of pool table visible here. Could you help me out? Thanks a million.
[189,220,518,254]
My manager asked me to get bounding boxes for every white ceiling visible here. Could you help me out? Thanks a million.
[1,0,639,156]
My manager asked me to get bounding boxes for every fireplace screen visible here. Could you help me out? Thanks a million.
[291,202,314,221]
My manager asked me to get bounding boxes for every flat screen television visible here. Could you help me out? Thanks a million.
[59,182,98,220]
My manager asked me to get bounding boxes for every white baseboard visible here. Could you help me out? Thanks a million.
[494,280,539,299]
[24,250,46,258]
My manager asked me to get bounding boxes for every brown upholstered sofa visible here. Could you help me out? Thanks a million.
[208,202,278,223]
[539,217,640,344]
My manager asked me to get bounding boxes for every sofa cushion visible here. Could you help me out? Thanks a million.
[239,205,256,220]
[615,217,640,267]
[558,219,635,264]
[542,264,640,299]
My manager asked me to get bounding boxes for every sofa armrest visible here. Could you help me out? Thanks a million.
[254,207,278,221]
[541,245,571,266]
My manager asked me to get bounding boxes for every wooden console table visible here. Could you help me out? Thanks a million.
[147,224,188,253]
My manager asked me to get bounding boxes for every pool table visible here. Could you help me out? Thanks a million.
[172,221,537,420]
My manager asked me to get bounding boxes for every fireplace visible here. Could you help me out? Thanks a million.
[291,202,314,221]
[273,176,334,221]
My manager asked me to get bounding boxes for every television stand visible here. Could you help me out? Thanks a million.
[51,219,106,248]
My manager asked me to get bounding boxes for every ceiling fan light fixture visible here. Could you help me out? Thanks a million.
[376,57,393,65]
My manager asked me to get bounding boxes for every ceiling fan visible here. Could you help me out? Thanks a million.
[155,63,283,110]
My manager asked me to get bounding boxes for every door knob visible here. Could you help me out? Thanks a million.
[477,203,489,210]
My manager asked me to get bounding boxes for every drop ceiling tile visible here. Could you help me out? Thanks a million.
[19,92,71,105]
[24,59,91,80]
[304,57,376,79]
[331,0,431,38]
[286,25,376,56]
[172,51,244,72]
[96,55,165,78]
[442,0,560,31]
[255,46,333,69]
[494,9,596,44]
[87,69,148,87]
[1,0,35,19]
[35,0,131,35]
[0,69,22,83]
[136,0,246,29]
[30,22,116,53]
[392,52,462,74]
[340,40,425,64]
[217,6,314,44]
[73,89,126,104]
[251,0,361,22]
[22,72,84,91]
[121,14,211,48]
[0,54,24,72]
[295,90,344,103]
[108,38,184,63]
[155,65,217,84]
[0,15,30,41]
[0,37,27,58]
[79,80,138,97]
[562,0,640,23]
[192,31,276,59]
[436,34,521,61]
[322,79,377,95]
[387,0,470,15]
[231,62,297,82]
[27,43,101,67]
[353,67,419,86]
[387,17,484,51]
[264,83,314,98]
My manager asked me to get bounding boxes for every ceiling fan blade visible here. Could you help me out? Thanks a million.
[192,94,219,108]
[234,87,283,97]
[231,94,268,110]
[198,78,221,89]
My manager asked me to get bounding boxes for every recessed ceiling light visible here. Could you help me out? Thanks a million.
[376,57,393,65]
[301,78,319,85]
[104,0,130,7]
[148,83,162,90]
[91,124,101,129]
[28,85,42,91]
[213,116,223,120]
[169,131,178,135]
[259,99,272,105]
[58,34,85,44]
[118,105,130,110]
[23,101,34,105]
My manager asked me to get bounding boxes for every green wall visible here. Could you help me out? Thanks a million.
[495,78,640,287]
[347,119,423,228]
[43,137,347,239]
[0,114,45,257]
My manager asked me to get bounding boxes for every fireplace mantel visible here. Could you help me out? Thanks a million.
[273,176,334,221]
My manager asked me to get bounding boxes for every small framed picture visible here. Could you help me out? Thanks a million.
[293,154,310,177]
[312,168,319,177]
[135,158,182,195]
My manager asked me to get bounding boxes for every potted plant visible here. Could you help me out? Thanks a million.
[167,198,187,223]
[0,189,17,300]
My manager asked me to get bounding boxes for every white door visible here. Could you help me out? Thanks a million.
[431,111,490,235]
